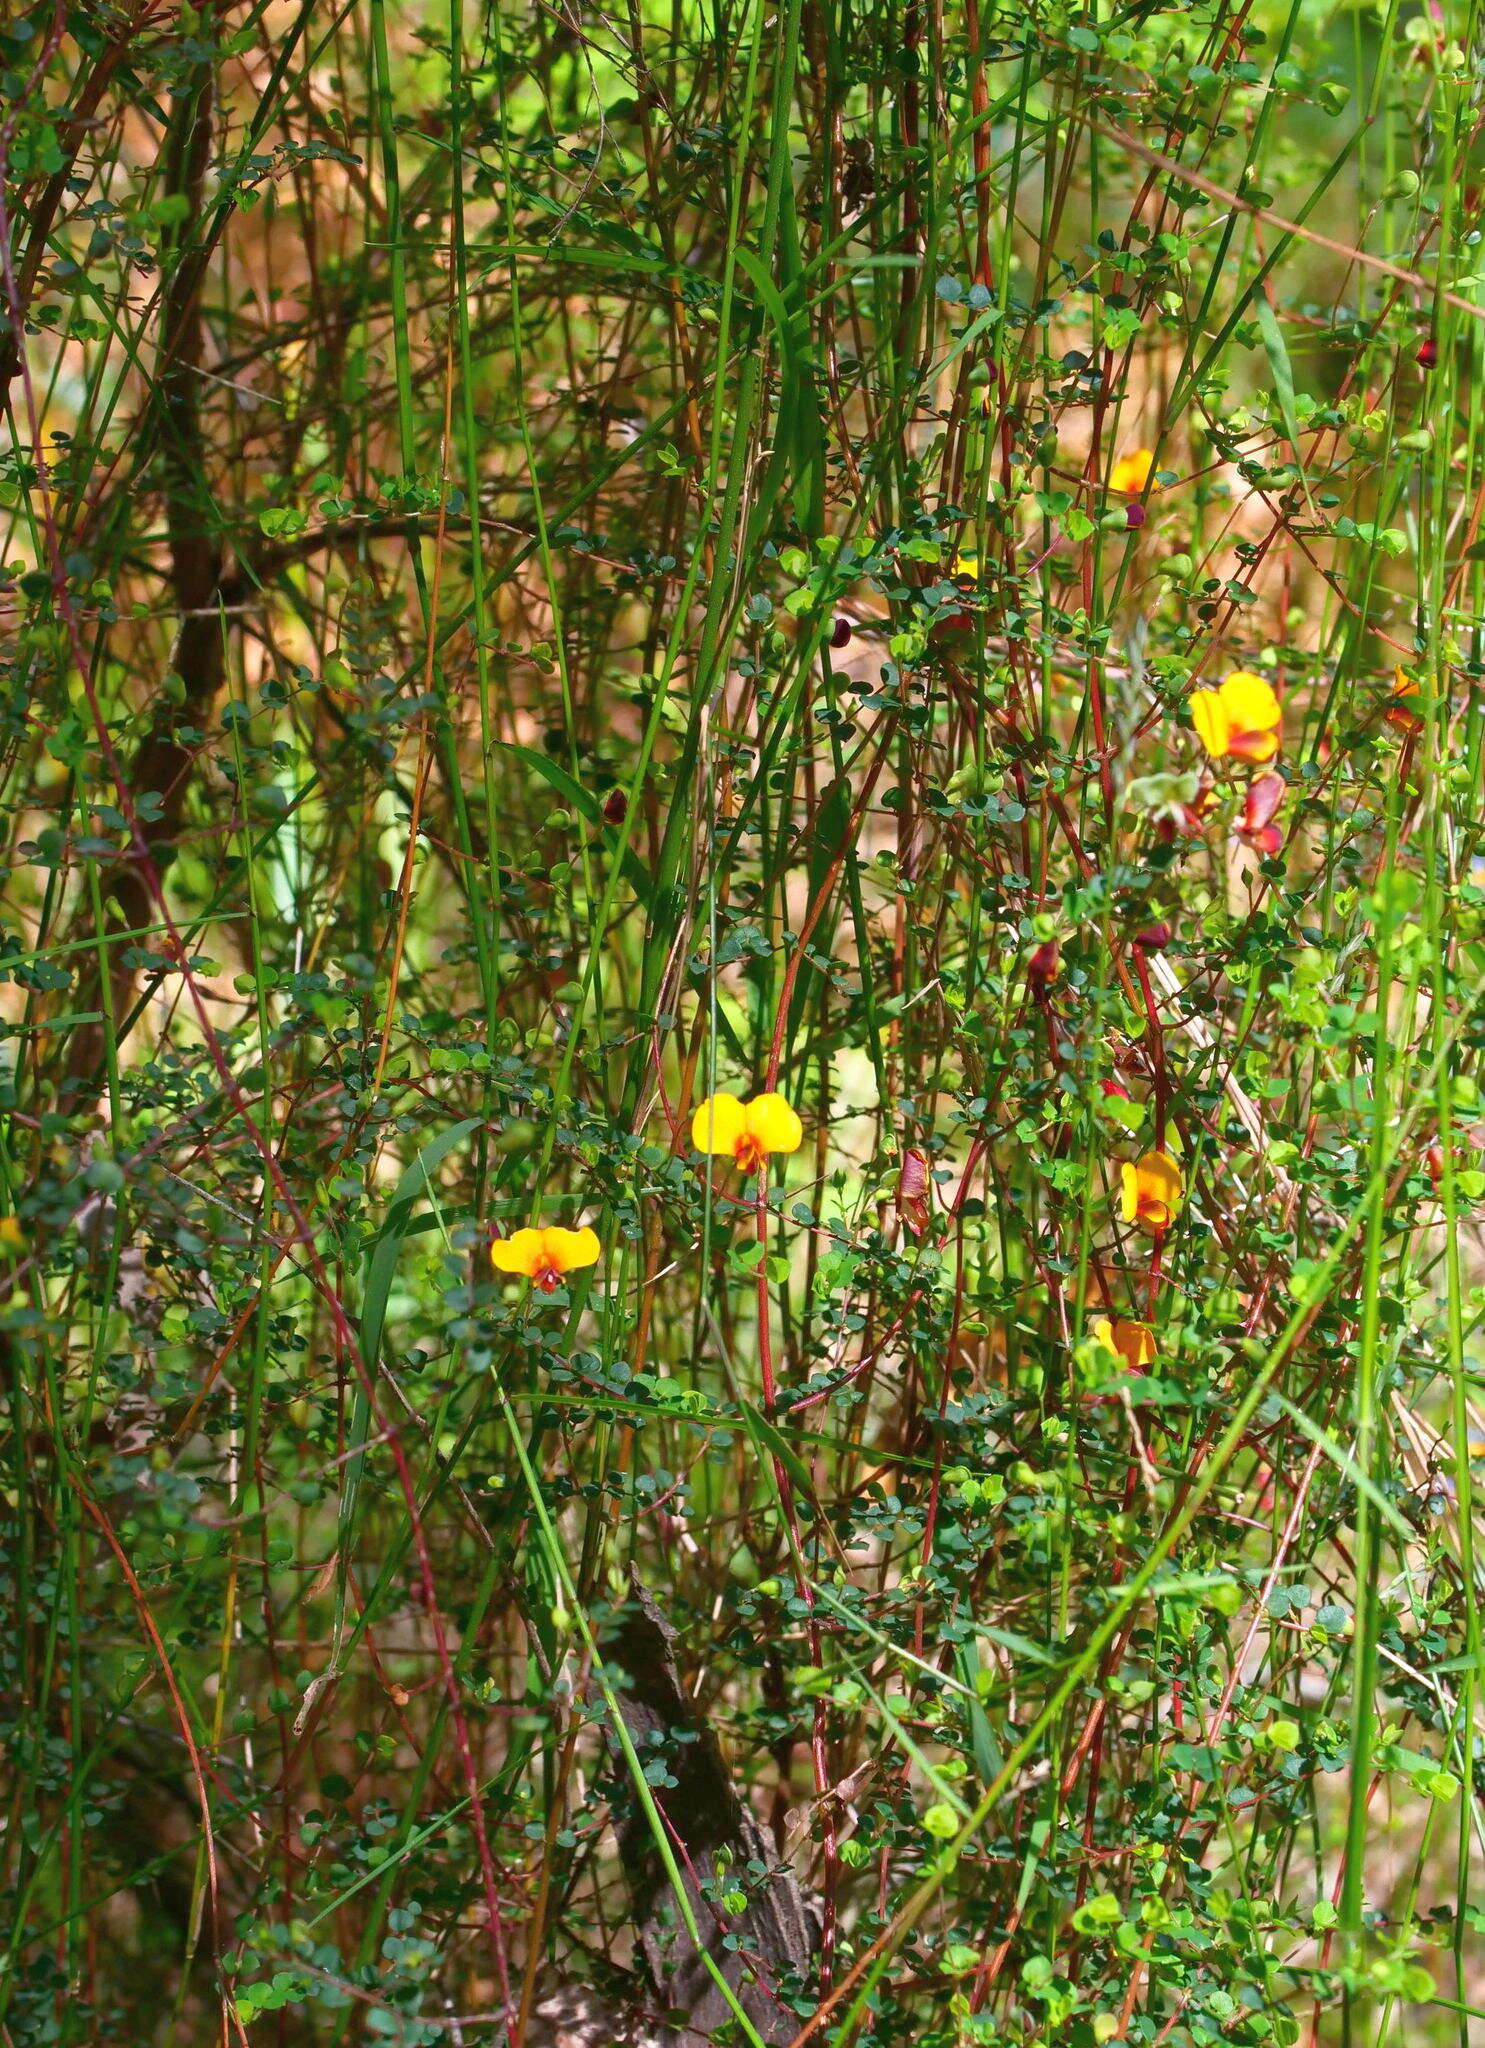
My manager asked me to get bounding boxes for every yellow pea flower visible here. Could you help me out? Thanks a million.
[1189,670,1282,763]
[1385,666,1423,737]
[1120,1150,1183,1232]
[490,1224,600,1293]
[691,1091,803,1175]
[1092,1316,1156,1369]
[1109,447,1157,496]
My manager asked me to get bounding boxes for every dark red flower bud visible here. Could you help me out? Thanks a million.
[831,616,853,649]
[1100,1077,1131,1102]
[602,788,628,825]
[1133,921,1171,952]
[1028,939,1061,981]
[1416,338,1439,370]
[1124,502,1146,530]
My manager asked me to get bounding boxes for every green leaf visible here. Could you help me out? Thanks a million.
[737,1398,818,1507]
[257,505,309,538]
[361,1117,481,1366]
[1254,293,1319,518]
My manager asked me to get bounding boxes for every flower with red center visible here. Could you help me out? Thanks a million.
[1120,1150,1183,1232]
[691,1091,803,1175]
[1110,447,1158,496]
[1384,668,1423,737]
[1189,670,1282,763]
[490,1225,600,1292]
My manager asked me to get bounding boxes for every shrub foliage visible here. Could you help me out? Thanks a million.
[1,0,1483,2043]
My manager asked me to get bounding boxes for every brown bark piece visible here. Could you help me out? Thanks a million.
[602,1581,815,2047]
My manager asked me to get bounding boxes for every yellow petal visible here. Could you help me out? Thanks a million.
[491,1228,545,1277]
[1120,1151,1184,1232]
[691,1091,748,1156]
[1219,670,1281,735]
[1220,671,1281,762]
[1110,448,1155,496]
[1189,688,1230,759]
[1138,1150,1184,1219]
[1147,1149,1182,1193]
[1092,1317,1155,1368]
[744,1092,803,1156]
[544,1225,600,1274]
[1116,1321,1156,1368]
[0,1216,24,1251]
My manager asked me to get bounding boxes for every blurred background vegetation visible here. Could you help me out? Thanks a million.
[3,0,1485,2043]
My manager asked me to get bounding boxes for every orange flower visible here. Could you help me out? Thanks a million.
[1110,447,1157,496]
[691,1091,803,1174]
[1189,671,1281,763]
[1385,667,1423,736]
[490,1225,600,1292]
[1092,1317,1156,1369]
[1120,1150,1183,1232]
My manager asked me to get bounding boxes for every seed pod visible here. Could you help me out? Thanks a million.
[1239,771,1285,856]
[897,1147,933,1238]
